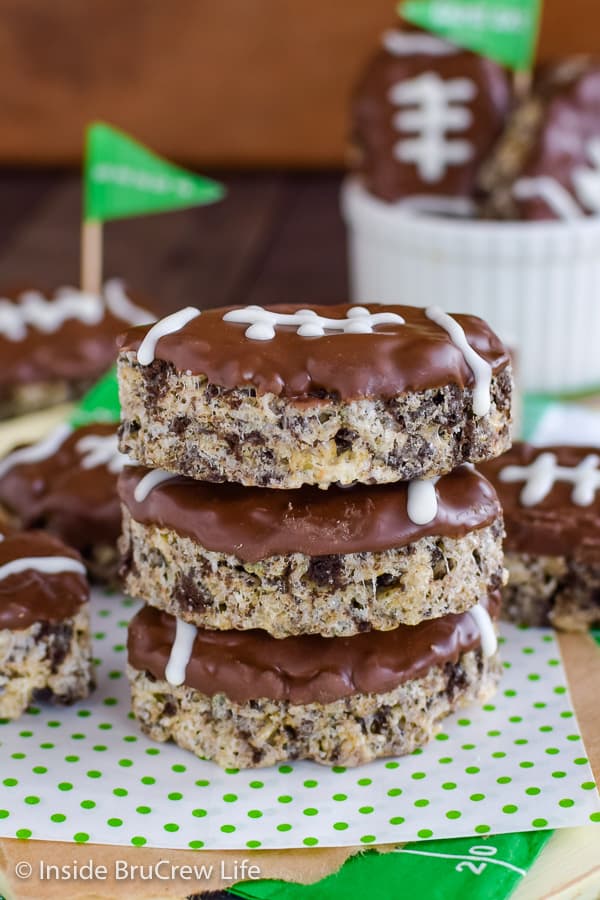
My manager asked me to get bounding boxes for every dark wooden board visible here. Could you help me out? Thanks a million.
[0,171,347,312]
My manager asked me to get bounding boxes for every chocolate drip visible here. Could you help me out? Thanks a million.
[118,303,510,402]
[119,464,501,562]
[481,443,600,558]
[128,593,500,705]
[0,531,89,630]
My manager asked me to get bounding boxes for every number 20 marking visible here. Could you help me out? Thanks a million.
[455,845,498,876]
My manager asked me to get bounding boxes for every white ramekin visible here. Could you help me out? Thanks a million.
[341,177,600,394]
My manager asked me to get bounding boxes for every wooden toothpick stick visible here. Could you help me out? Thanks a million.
[80,219,103,295]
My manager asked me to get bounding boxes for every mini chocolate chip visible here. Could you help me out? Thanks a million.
[204,383,221,400]
[39,623,73,673]
[143,360,172,407]
[445,661,468,700]
[370,705,391,734]
[334,427,359,455]
[224,433,241,456]
[307,555,343,587]
[174,573,213,612]
[171,415,190,435]
[162,699,177,717]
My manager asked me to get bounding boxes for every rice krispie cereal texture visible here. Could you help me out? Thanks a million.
[121,515,504,636]
[0,531,93,720]
[117,303,512,488]
[127,597,501,768]
[128,651,500,768]
[503,552,600,631]
[119,457,504,635]
[481,442,600,631]
[0,608,93,720]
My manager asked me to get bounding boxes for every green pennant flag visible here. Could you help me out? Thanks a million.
[399,0,542,70]
[69,366,121,427]
[84,122,225,222]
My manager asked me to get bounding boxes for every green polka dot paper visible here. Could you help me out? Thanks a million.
[0,590,598,850]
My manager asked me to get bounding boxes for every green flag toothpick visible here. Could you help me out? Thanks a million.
[69,366,121,428]
[84,122,225,222]
[398,0,542,70]
[80,122,225,294]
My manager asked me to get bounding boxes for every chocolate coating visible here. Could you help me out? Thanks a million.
[0,531,88,631]
[119,303,510,402]
[0,284,152,388]
[515,58,600,220]
[351,29,511,203]
[0,424,121,556]
[480,443,600,559]
[128,592,500,704]
[119,464,501,562]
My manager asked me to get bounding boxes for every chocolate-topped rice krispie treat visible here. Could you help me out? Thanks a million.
[119,462,504,636]
[350,27,511,208]
[0,279,152,420]
[481,443,600,630]
[118,303,512,488]
[0,423,127,583]
[0,530,93,719]
[127,591,501,768]
[479,57,600,220]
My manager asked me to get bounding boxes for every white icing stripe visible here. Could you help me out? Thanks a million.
[388,73,476,183]
[0,556,87,582]
[499,452,600,507]
[137,307,201,365]
[104,278,154,326]
[407,478,439,525]
[0,281,153,343]
[133,469,176,503]
[0,289,104,341]
[382,29,459,57]
[573,137,600,213]
[223,305,404,341]
[425,306,492,417]
[513,177,583,221]
[468,602,497,658]
[0,423,73,479]
[165,619,198,686]
[76,433,129,474]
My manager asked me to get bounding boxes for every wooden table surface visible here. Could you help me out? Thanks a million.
[0,170,598,900]
[0,169,348,310]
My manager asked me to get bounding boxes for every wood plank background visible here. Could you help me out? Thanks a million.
[0,171,348,310]
[0,0,598,168]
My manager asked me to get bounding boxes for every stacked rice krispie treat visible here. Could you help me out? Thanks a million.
[117,302,512,768]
